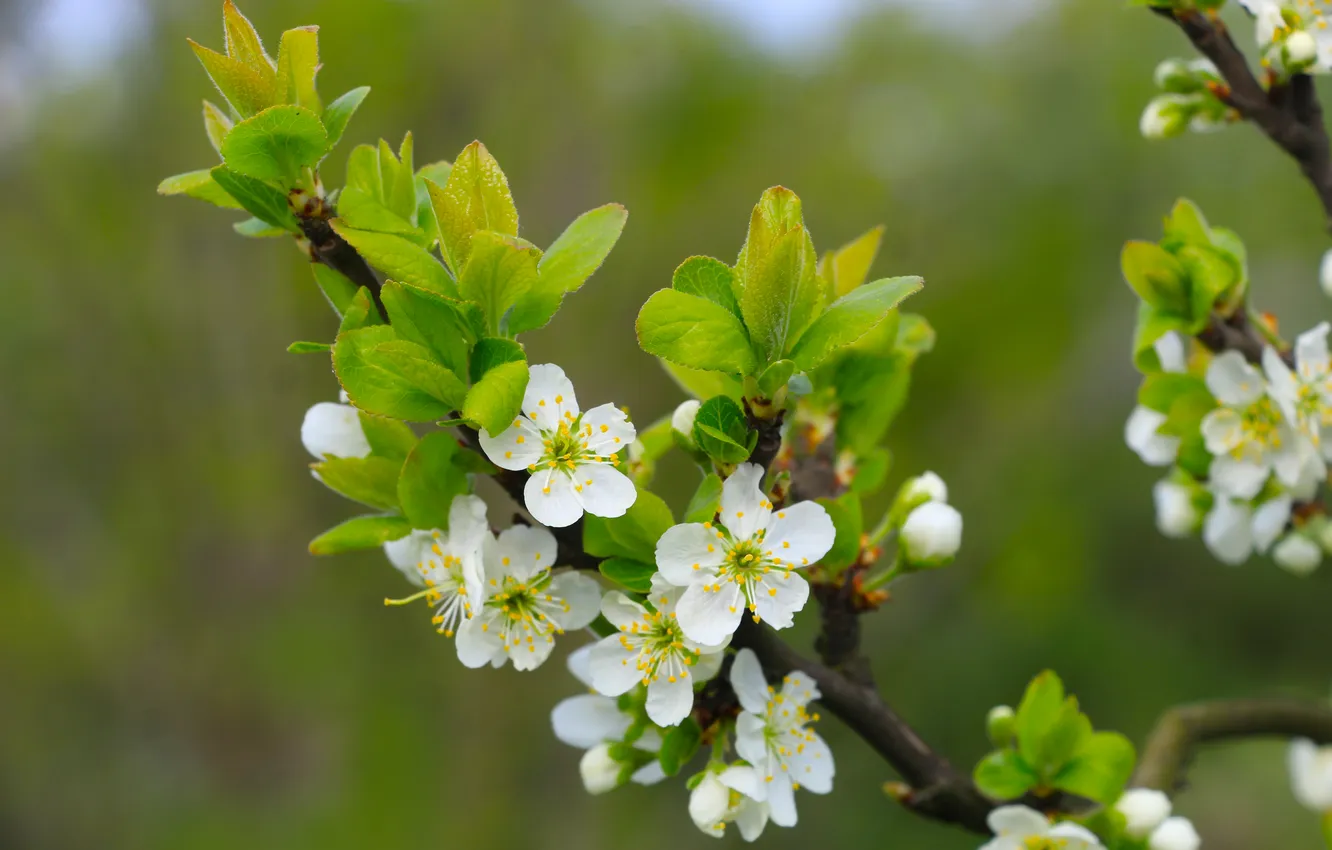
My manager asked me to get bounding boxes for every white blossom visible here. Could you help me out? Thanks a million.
[381,495,490,638]
[1290,738,1332,811]
[689,765,770,841]
[730,649,834,828]
[902,471,948,504]
[900,501,963,565]
[1140,94,1192,140]
[655,464,834,645]
[1263,324,1332,464]
[672,399,701,449]
[478,363,638,528]
[1149,817,1201,850]
[1153,479,1201,538]
[979,806,1104,850]
[580,743,621,795]
[589,574,727,727]
[1201,351,1306,499]
[1240,0,1332,71]
[456,525,602,670]
[301,400,371,459]
[1127,333,1188,466]
[1202,493,1293,565]
[1116,788,1172,839]
[1320,249,1332,298]
[1273,532,1323,576]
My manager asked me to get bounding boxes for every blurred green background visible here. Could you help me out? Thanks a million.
[2,0,1331,847]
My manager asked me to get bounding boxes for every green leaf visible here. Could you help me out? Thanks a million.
[1178,244,1237,327]
[464,360,530,437]
[1138,373,1209,414]
[848,447,891,495]
[189,39,275,118]
[275,26,320,112]
[973,750,1040,801]
[323,86,370,148]
[1052,732,1137,805]
[310,264,358,317]
[428,141,519,276]
[1132,303,1193,373]
[309,513,412,555]
[685,474,724,523]
[599,558,657,594]
[459,231,542,335]
[817,493,863,573]
[540,203,627,294]
[380,280,480,379]
[896,313,936,360]
[692,396,752,465]
[658,718,702,777]
[234,217,286,239]
[221,0,273,71]
[636,290,758,375]
[756,360,797,399]
[310,455,402,510]
[332,223,456,297]
[157,169,242,209]
[338,288,385,332]
[398,432,470,531]
[381,134,418,224]
[822,225,884,299]
[672,256,741,320]
[790,276,923,371]
[210,166,300,231]
[287,341,329,354]
[1161,198,1211,252]
[735,188,824,364]
[1121,241,1189,315]
[202,100,233,154]
[334,326,466,422]
[1015,671,1067,771]
[832,351,912,453]
[358,411,418,459]
[221,105,328,185]
[584,490,674,564]
[337,187,427,242]
[470,338,526,383]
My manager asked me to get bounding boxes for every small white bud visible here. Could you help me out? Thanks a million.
[671,399,701,448]
[1290,738,1332,811]
[1153,480,1200,539]
[901,502,963,566]
[1140,95,1193,140]
[903,471,949,505]
[1273,533,1322,576]
[688,772,730,834]
[1286,29,1319,67]
[1319,249,1332,299]
[1153,58,1193,91]
[301,402,372,460]
[1116,788,1172,839]
[579,743,621,795]
[1148,816,1201,850]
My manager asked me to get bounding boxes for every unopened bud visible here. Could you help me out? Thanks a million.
[579,743,622,795]
[900,502,963,567]
[1140,95,1193,140]
[1273,533,1322,577]
[1153,479,1201,539]
[1116,788,1172,839]
[1148,816,1201,850]
[986,705,1016,748]
[1153,58,1198,93]
[672,399,701,452]
[1286,30,1319,68]
[902,471,948,505]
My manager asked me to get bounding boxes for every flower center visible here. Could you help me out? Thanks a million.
[1238,396,1284,451]
[486,572,570,653]
[382,552,471,636]
[1021,839,1071,850]
[621,607,699,685]
[712,533,793,613]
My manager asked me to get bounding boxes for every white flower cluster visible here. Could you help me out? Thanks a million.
[1289,737,1332,814]
[979,796,1201,850]
[1115,789,1201,850]
[1139,58,1230,140]
[1126,330,1331,574]
[1240,0,1332,75]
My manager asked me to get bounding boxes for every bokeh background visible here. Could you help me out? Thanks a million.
[3,0,1331,847]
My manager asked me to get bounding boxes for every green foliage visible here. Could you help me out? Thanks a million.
[338,137,428,244]
[684,474,724,523]
[221,105,328,185]
[333,224,456,296]
[380,280,480,378]
[658,718,702,777]
[156,169,242,209]
[357,412,419,460]
[323,87,371,148]
[428,141,520,276]
[333,326,466,422]
[599,558,657,594]
[309,513,413,555]
[210,166,300,231]
[310,455,403,511]
[692,395,756,466]
[820,225,884,299]
[735,187,824,365]
[671,256,741,320]
[636,290,758,375]
[788,276,923,371]
[458,231,542,335]
[339,288,385,332]
[464,348,530,437]
[397,433,470,531]
[584,491,675,565]
[756,359,797,400]
[817,493,863,573]
[311,265,358,317]
[275,26,321,113]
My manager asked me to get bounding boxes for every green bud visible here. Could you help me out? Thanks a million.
[986,705,1017,748]
[1153,59,1199,94]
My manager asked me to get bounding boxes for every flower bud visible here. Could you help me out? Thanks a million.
[900,502,963,567]
[1148,816,1201,850]
[1153,480,1201,539]
[1153,58,1198,93]
[301,401,372,460]
[579,743,622,795]
[1273,533,1322,577]
[1286,30,1319,68]
[688,771,730,833]
[1116,788,1172,839]
[986,705,1016,748]
[1320,249,1332,299]
[1140,95,1193,140]
[903,471,948,505]
[671,399,701,451]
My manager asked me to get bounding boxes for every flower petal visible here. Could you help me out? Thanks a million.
[1200,408,1244,456]
[730,648,771,714]
[567,642,596,688]
[551,694,631,748]
[1154,332,1187,374]
[1251,495,1292,554]
[456,613,504,668]
[721,463,772,541]
[631,761,667,785]
[581,402,636,456]
[301,402,371,459]
[510,630,557,671]
[762,501,836,568]
[1297,322,1331,380]
[1264,346,1300,411]
[1125,407,1180,466]
[692,646,726,684]
[987,805,1052,838]
[677,581,745,645]
[523,363,578,431]
[735,711,768,766]
[1206,351,1265,407]
[549,571,603,631]
[495,524,558,581]
[383,529,434,588]
[588,635,644,696]
[478,417,543,470]
[447,494,491,553]
[524,467,584,528]
[1208,455,1268,500]
[1203,497,1252,566]
[646,672,695,727]
[689,773,732,832]
[780,671,821,707]
[574,462,637,519]
[720,764,767,802]
[656,523,727,586]
[789,730,834,794]
[733,797,769,843]
[751,570,810,630]
[765,773,798,828]
[601,591,648,631]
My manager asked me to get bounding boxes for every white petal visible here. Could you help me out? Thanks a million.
[1206,350,1265,406]
[567,642,596,688]
[579,743,620,795]
[524,468,584,528]
[987,805,1052,838]
[692,646,726,684]
[549,572,603,631]
[1154,332,1187,374]
[751,570,811,630]
[574,462,637,519]
[735,711,769,766]
[676,580,745,645]
[1272,436,1317,488]
[789,730,834,794]
[720,764,767,801]
[447,494,491,552]
[730,648,771,714]
[1273,533,1323,576]
[477,417,543,470]
[733,798,769,843]
[649,573,688,610]
[600,591,648,631]
[1250,495,1292,554]
[762,501,836,568]
[1208,455,1269,500]
[523,363,578,431]
[383,529,434,588]
[455,613,504,668]
[1296,322,1331,379]
[1153,480,1199,539]
[1289,738,1332,811]
[765,773,798,827]
[589,636,644,696]
[689,774,732,832]
[551,694,630,748]
[1048,822,1103,847]
[780,671,821,707]
[495,524,559,581]
[656,523,727,586]
[631,761,667,785]
[646,673,695,727]
[1147,817,1200,850]
[301,402,372,459]
[581,402,636,456]
[1203,498,1253,566]
[1200,408,1245,456]
[721,463,772,541]
[1126,407,1180,466]
[510,630,557,671]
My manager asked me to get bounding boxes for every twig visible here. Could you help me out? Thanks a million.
[298,216,386,317]
[1135,698,1332,792]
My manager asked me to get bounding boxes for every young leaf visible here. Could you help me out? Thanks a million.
[428,141,520,276]
[1051,732,1136,805]
[539,203,628,294]
[458,231,541,335]
[599,558,657,594]
[661,362,744,402]
[692,396,752,466]
[334,326,466,421]
[221,105,328,185]
[381,134,418,224]
[339,288,385,332]
[823,225,884,299]
[222,0,273,71]
[310,455,403,510]
[202,100,233,153]
[636,290,758,375]
[157,170,242,209]
[312,264,359,317]
[323,86,370,148]
[358,411,418,459]
[658,718,702,777]
[672,255,741,320]
[973,750,1040,801]
[275,26,320,112]
[756,360,797,399]
[470,338,526,383]
[684,474,724,523]
[210,165,300,231]
[1121,241,1189,316]
[789,276,923,371]
[189,40,275,118]
[287,341,330,354]
[1015,671,1069,772]
[735,188,824,364]
[817,493,863,573]
[463,360,530,437]
[398,432,470,531]
[332,223,456,297]
[309,513,412,556]
[380,280,480,379]
[337,187,427,242]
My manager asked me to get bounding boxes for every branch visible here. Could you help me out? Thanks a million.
[1134,697,1332,792]
[1155,8,1332,230]
[298,216,386,317]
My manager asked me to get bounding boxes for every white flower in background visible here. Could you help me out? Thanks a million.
[1201,351,1306,499]
[1153,479,1202,538]
[1241,0,1332,72]
[589,575,727,727]
[1140,94,1193,140]
[1202,493,1293,565]
[456,525,602,670]
[900,501,963,566]
[672,399,701,450]
[730,649,834,828]
[580,744,621,795]
[1148,817,1201,850]
[381,495,490,638]
[1264,324,1332,459]
[655,464,834,645]
[479,364,638,528]
[1273,532,1323,576]
[1116,788,1172,839]
[902,471,948,504]
[979,805,1104,850]
[1127,333,1187,466]
[551,645,665,791]
[689,764,770,841]
[1320,249,1332,298]
[301,395,371,459]
[1290,738,1332,812]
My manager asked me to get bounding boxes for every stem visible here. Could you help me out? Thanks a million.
[862,556,903,592]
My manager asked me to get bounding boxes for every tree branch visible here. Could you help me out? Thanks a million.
[298,216,386,317]
[1134,697,1332,792]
